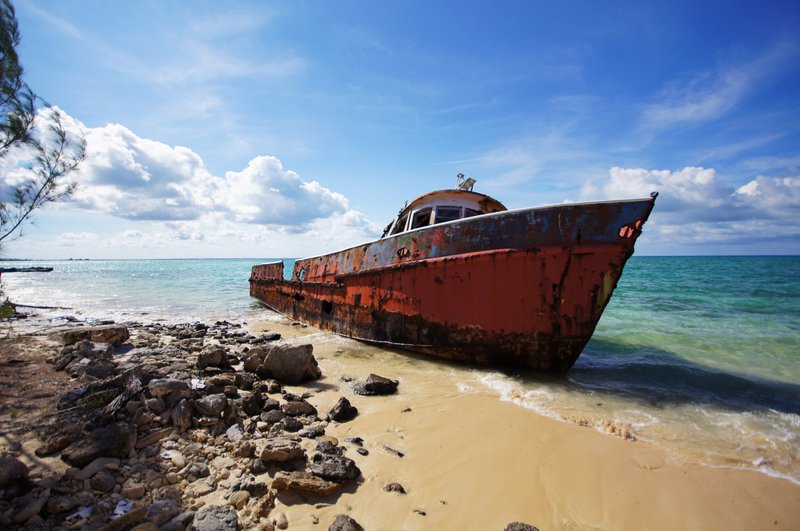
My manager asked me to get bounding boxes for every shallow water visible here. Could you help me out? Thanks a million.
[2,256,798,483]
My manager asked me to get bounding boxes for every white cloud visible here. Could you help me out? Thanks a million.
[583,166,800,252]
[734,176,800,214]
[582,166,731,217]
[69,118,356,232]
[27,111,379,256]
[219,156,349,226]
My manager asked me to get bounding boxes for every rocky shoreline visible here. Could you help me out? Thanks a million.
[0,316,538,530]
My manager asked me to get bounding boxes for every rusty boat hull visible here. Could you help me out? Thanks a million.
[250,196,656,371]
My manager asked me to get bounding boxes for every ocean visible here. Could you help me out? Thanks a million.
[1,256,798,484]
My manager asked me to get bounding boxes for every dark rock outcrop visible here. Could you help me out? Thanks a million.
[328,396,358,422]
[352,373,399,396]
[61,422,137,468]
[329,514,365,531]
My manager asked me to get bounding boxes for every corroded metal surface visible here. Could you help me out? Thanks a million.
[250,195,656,371]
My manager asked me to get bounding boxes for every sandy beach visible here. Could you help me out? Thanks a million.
[261,319,800,530]
[0,310,798,530]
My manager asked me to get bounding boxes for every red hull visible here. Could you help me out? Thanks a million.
[250,196,656,371]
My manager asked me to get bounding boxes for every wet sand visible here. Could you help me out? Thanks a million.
[252,317,800,530]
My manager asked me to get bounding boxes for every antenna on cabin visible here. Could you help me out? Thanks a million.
[456,173,476,192]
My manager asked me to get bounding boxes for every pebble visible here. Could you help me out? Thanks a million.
[121,483,146,499]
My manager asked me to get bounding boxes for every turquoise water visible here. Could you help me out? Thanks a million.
[1,256,798,482]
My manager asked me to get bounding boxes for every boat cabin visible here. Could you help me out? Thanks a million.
[383,187,507,237]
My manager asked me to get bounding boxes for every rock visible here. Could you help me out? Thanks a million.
[225,423,245,442]
[171,399,194,431]
[242,347,268,373]
[299,424,326,438]
[234,372,257,391]
[259,437,305,463]
[192,504,239,531]
[272,471,340,497]
[81,358,118,379]
[311,452,361,482]
[281,398,317,417]
[77,339,115,359]
[210,455,236,471]
[328,514,365,531]
[145,397,166,414]
[197,346,229,370]
[240,389,264,416]
[136,427,175,449]
[384,482,406,494]
[161,449,186,468]
[60,324,130,347]
[185,478,216,498]
[383,446,405,458]
[12,495,47,524]
[0,456,28,488]
[46,495,80,514]
[352,373,398,396]
[102,506,147,531]
[260,409,284,424]
[35,423,82,457]
[257,343,321,384]
[279,417,303,432]
[162,510,196,531]
[505,523,540,531]
[90,469,117,492]
[149,378,192,398]
[228,490,249,509]
[145,498,181,526]
[61,422,137,468]
[274,512,289,529]
[328,396,358,422]
[194,393,227,417]
[122,482,146,499]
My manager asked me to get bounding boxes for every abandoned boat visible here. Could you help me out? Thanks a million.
[250,176,657,371]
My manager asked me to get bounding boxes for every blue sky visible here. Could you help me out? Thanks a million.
[2,0,799,258]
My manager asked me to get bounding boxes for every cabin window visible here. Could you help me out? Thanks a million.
[464,208,481,218]
[390,213,409,235]
[434,206,462,224]
[409,207,433,230]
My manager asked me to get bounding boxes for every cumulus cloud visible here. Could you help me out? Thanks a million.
[733,176,800,215]
[581,166,732,219]
[220,156,348,226]
[67,117,361,233]
[18,110,380,256]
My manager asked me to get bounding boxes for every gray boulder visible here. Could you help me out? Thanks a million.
[60,324,130,347]
[194,393,227,417]
[311,452,360,482]
[197,346,229,370]
[259,437,306,463]
[257,343,321,384]
[61,422,137,468]
[149,378,192,398]
[192,504,238,531]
